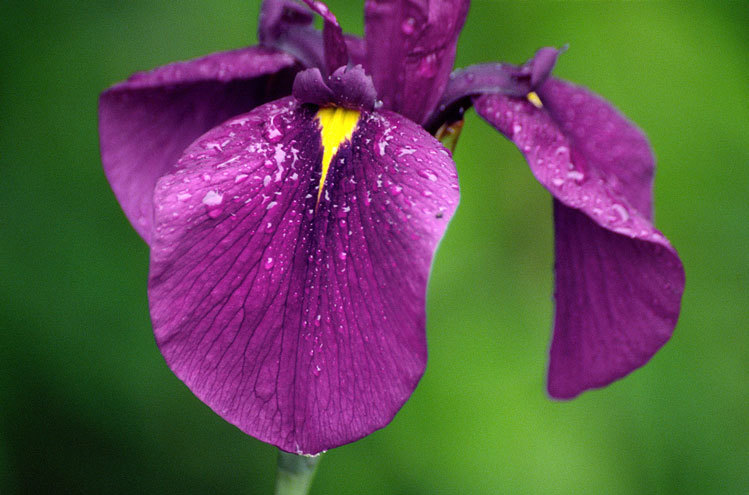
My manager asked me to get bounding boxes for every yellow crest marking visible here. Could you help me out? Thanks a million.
[315,106,361,206]
[527,91,543,109]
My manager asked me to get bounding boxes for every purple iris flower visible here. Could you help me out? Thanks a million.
[99,0,684,455]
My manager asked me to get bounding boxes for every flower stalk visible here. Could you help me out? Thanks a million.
[274,450,323,495]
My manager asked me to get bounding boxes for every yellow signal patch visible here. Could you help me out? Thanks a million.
[527,91,543,109]
[315,106,361,206]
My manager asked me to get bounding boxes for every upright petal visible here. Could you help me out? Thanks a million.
[148,98,459,453]
[299,0,349,73]
[260,0,357,75]
[259,0,325,70]
[364,0,470,124]
[473,81,684,398]
[99,47,297,243]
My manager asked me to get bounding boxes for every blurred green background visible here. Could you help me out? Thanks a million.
[1,1,747,493]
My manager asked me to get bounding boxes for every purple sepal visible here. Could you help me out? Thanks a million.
[148,97,459,454]
[426,47,564,131]
[364,0,470,125]
[99,46,296,243]
[293,65,378,111]
[473,78,684,399]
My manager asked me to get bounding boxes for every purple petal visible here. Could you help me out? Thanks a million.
[424,63,525,133]
[99,46,296,243]
[327,66,378,110]
[259,0,325,70]
[538,78,654,218]
[345,35,366,67]
[260,0,350,76]
[529,47,563,88]
[299,0,349,73]
[425,47,564,132]
[364,0,470,124]
[259,0,315,44]
[292,67,335,105]
[293,66,378,111]
[473,81,684,398]
[148,97,459,454]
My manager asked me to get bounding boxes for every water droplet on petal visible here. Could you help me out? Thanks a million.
[418,169,438,182]
[417,53,438,78]
[202,190,223,206]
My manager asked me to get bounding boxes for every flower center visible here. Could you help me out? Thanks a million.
[315,106,360,206]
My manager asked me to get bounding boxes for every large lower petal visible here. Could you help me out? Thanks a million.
[473,82,684,399]
[364,0,470,124]
[148,97,459,453]
[99,46,296,243]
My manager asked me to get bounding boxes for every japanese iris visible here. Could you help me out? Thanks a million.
[99,0,684,455]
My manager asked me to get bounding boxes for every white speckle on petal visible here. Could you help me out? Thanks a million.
[202,190,223,206]
[612,203,630,222]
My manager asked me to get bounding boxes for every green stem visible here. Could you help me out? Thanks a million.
[274,450,323,495]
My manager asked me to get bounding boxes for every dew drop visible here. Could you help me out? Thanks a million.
[202,190,223,206]
[417,54,438,78]
[401,17,415,34]
[611,203,630,222]
[418,169,438,181]
[567,170,585,182]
